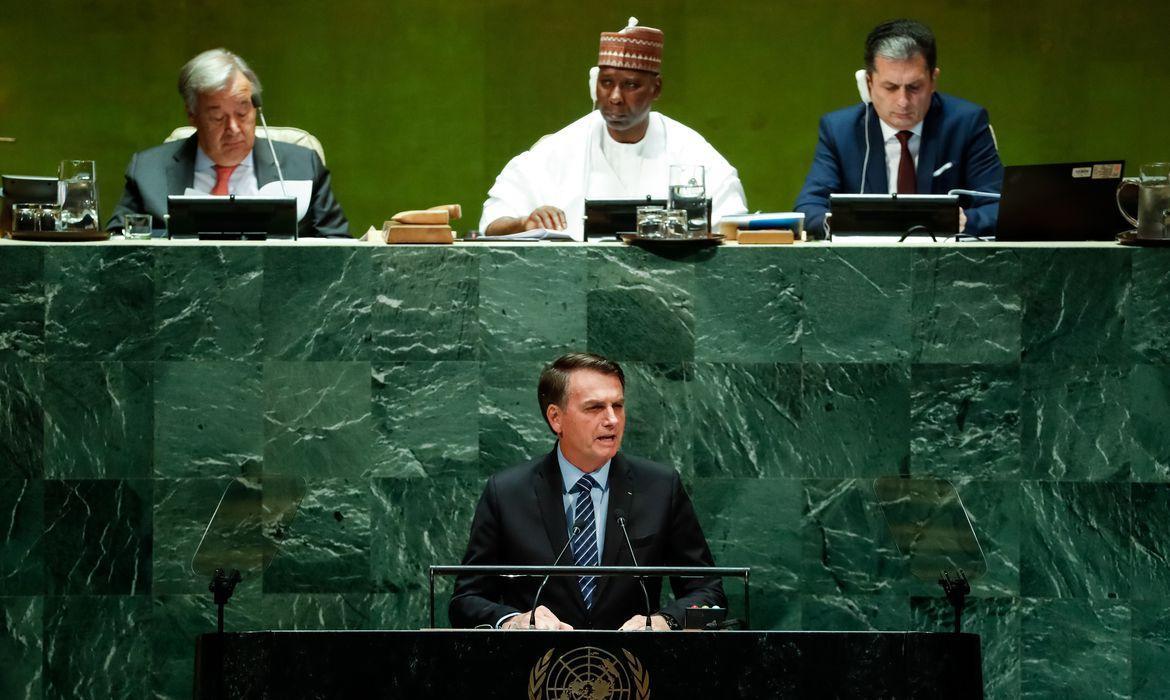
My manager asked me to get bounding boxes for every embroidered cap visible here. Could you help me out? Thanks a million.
[598,17,663,74]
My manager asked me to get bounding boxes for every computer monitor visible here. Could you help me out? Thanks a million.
[996,161,1127,241]
[584,198,681,239]
[829,194,960,238]
[167,195,297,240]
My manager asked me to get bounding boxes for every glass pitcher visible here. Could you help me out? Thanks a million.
[58,160,100,231]
[1117,162,1170,239]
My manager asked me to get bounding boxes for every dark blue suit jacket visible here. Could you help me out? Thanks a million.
[795,92,1003,236]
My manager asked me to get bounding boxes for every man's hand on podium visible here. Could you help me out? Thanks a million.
[618,614,670,631]
[502,605,574,630]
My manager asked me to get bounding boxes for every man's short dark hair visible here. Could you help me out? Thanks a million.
[865,19,937,73]
[538,353,625,432]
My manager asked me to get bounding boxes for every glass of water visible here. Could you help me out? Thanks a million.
[636,205,666,238]
[668,164,707,237]
[123,213,153,240]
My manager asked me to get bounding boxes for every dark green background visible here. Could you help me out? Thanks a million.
[3,0,1168,234]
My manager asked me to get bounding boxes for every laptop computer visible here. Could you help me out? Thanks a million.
[996,161,1128,241]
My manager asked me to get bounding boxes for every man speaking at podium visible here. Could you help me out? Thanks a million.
[450,353,725,630]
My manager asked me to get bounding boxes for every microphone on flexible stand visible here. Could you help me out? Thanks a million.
[250,92,287,196]
[614,509,652,630]
[529,523,582,629]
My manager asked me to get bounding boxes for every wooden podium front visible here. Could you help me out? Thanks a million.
[194,630,983,698]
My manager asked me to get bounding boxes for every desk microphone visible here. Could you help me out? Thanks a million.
[529,523,581,629]
[614,509,652,630]
[251,93,287,196]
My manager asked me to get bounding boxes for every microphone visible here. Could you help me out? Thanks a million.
[614,509,652,630]
[251,92,287,196]
[529,523,581,629]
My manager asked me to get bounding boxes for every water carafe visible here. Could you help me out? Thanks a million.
[58,160,99,231]
[1117,162,1170,240]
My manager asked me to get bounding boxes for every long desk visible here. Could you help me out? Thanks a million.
[194,630,984,698]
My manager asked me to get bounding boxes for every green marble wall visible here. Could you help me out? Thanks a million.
[1,242,1168,699]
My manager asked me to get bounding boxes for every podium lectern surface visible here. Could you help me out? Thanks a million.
[195,630,982,698]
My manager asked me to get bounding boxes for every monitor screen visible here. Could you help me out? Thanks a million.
[167,195,297,240]
[829,194,960,237]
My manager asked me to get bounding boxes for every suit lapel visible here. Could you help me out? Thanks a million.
[253,138,277,188]
[167,136,198,195]
[594,453,634,604]
[916,95,943,193]
[862,108,887,194]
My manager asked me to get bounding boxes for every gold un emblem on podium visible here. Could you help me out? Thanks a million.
[528,646,650,700]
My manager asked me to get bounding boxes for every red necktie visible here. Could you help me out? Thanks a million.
[212,165,237,195]
[895,131,916,194]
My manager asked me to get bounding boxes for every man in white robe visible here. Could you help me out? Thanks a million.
[479,19,748,240]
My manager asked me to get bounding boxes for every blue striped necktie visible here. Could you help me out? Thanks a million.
[570,474,600,609]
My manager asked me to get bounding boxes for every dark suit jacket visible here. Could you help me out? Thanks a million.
[448,448,726,630]
[106,135,349,237]
[795,92,1003,236]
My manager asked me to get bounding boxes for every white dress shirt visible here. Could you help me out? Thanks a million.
[192,147,259,195]
[879,119,923,194]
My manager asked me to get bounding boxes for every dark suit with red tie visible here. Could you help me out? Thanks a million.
[448,448,725,630]
[795,92,1003,236]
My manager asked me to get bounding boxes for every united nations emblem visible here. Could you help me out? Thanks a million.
[528,646,650,700]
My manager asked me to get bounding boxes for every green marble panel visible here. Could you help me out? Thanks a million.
[153,246,263,360]
[1019,599,1130,699]
[911,248,1022,364]
[1020,248,1130,364]
[802,247,912,362]
[0,362,43,479]
[261,247,373,360]
[691,478,801,629]
[620,363,694,480]
[586,247,696,363]
[1132,484,1170,598]
[693,247,801,362]
[1132,601,1170,699]
[42,361,153,479]
[799,593,910,632]
[43,479,152,595]
[44,247,155,360]
[0,247,44,360]
[955,481,1021,598]
[914,597,1020,700]
[0,597,42,700]
[477,360,551,474]
[1130,364,1170,482]
[1019,481,1131,599]
[149,594,262,700]
[370,361,480,478]
[797,363,911,478]
[263,361,377,477]
[153,362,263,479]
[691,362,802,478]
[152,477,237,595]
[478,247,586,361]
[258,593,373,631]
[910,364,1022,481]
[1021,364,1131,481]
[262,478,371,594]
[371,589,453,630]
[371,247,479,360]
[43,595,152,699]
[369,476,481,626]
[1127,249,1170,365]
[799,479,903,595]
[0,480,43,595]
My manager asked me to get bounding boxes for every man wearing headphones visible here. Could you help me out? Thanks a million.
[794,19,1003,237]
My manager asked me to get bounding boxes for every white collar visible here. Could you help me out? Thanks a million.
[878,118,924,143]
[194,146,255,172]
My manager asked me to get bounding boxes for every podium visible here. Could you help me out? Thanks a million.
[194,630,983,698]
